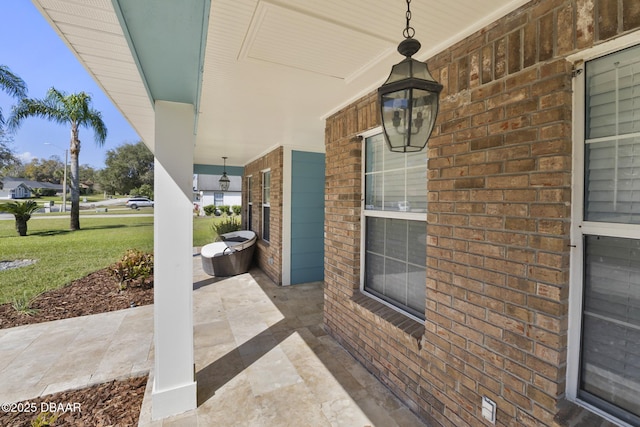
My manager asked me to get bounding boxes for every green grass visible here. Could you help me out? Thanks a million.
[0,214,230,304]
[193,215,240,246]
[0,216,154,304]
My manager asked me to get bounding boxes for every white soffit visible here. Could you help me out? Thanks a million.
[33,0,533,167]
[238,1,396,81]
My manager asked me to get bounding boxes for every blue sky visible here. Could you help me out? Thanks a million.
[0,1,140,169]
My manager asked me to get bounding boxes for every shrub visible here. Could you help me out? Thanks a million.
[130,183,153,199]
[33,188,57,197]
[11,291,39,316]
[219,205,231,216]
[231,205,242,215]
[211,217,241,239]
[109,249,154,291]
[203,204,217,216]
[31,412,58,427]
[0,200,41,236]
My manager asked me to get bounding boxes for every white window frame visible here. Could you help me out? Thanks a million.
[568,33,640,427]
[359,127,427,323]
[262,169,271,242]
[246,175,253,231]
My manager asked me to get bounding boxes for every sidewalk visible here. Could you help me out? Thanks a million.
[0,305,153,404]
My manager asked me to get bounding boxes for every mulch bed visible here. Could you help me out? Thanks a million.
[0,269,154,425]
[0,375,148,427]
[0,268,153,330]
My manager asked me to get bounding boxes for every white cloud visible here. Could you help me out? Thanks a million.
[17,151,34,163]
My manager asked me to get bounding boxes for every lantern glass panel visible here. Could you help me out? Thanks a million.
[381,88,438,152]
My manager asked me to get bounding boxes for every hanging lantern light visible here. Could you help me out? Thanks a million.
[219,156,230,191]
[378,0,442,152]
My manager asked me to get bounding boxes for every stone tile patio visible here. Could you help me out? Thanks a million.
[0,255,429,426]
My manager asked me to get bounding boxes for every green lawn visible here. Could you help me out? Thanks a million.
[0,216,154,304]
[0,214,231,304]
[194,216,216,247]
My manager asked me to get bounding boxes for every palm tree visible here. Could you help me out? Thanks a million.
[8,88,107,230]
[0,65,27,128]
[0,66,27,181]
[0,200,40,236]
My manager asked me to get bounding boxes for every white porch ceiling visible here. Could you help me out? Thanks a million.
[32,0,530,168]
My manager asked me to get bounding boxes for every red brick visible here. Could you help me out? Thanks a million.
[557,4,575,55]
[508,29,522,75]
[623,0,640,31]
[576,0,595,48]
[539,13,554,61]
[598,0,618,40]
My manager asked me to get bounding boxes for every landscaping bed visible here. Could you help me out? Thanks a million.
[0,375,147,427]
[0,269,154,425]
[0,267,153,329]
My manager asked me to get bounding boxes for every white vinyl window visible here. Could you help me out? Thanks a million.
[262,170,271,242]
[362,131,427,320]
[246,175,253,231]
[571,43,640,426]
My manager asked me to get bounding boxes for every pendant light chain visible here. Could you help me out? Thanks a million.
[403,0,415,39]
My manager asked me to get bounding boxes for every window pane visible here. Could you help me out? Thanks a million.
[384,257,407,304]
[407,264,426,314]
[263,206,270,241]
[263,172,271,204]
[585,137,640,223]
[364,134,426,213]
[407,166,428,212]
[366,134,384,173]
[587,45,640,139]
[364,217,425,319]
[365,252,385,294]
[383,170,405,211]
[580,235,640,422]
[385,219,407,260]
[366,217,385,254]
[365,173,383,210]
[406,150,427,168]
[408,221,427,266]
[385,148,405,171]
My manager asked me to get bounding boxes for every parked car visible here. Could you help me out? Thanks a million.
[126,197,154,209]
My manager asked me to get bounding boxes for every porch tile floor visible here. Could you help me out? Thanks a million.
[0,255,429,427]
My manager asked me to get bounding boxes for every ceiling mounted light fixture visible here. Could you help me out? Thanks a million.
[378,0,443,152]
[219,157,230,191]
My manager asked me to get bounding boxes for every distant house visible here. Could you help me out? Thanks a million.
[0,177,63,200]
[192,174,241,215]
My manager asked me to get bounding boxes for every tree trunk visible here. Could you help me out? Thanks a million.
[15,217,27,236]
[69,123,81,231]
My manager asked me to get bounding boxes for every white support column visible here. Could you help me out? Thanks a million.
[152,101,197,419]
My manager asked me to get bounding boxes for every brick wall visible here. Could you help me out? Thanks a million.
[324,1,640,426]
[243,147,283,285]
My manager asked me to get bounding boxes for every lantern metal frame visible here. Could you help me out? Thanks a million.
[378,0,443,153]
[219,156,230,191]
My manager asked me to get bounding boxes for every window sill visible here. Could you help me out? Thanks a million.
[351,292,424,344]
[555,399,620,427]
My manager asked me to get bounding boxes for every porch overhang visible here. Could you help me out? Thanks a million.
[31,0,531,169]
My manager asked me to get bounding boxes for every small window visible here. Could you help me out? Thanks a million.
[262,171,271,242]
[247,176,253,231]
